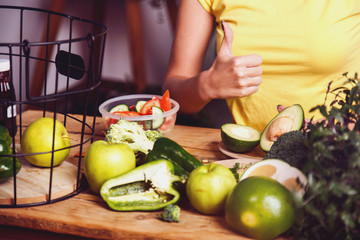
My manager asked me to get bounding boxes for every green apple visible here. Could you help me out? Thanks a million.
[21,117,71,167]
[84,140,136,194]
[186,163,237,215]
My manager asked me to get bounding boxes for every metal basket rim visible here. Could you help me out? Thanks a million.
[0,5,108,47]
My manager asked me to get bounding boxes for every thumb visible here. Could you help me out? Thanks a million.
[218,20,234,57]
[277,105,286,112]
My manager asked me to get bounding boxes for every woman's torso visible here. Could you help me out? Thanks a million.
[198,0,360,131]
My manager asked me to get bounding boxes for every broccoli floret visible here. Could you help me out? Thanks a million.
[106,120,162,163]
[158,204,180,223]
[263,130,308,169]
[145,130,162,142]
[229,162,241,182]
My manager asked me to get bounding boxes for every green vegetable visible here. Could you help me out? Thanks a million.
[228,162,252,182]
[145,128,162,142]
[100,160,184,211]
[0,125,11,147]
[145,137,203,178]
[0,139,11,156]
[110,104,130,113]
[135,100,146,113]
[106,119,162,164]
[0,127,21,182]
[0,156,21,182]
[229,162,241,182]
[288,73,360,239]
[221,123,260,153]
[158,204,181,223]
[263,130,308,169]
[150,106,165,129]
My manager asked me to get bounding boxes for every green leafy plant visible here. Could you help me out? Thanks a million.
[290,73,360,240]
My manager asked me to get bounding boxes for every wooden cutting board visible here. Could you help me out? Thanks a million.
[0,148,79,205]
[213,155,262,177]
[214,156,262,167]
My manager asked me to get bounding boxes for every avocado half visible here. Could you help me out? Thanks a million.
[260,104,304,152]
[221,123,261,153]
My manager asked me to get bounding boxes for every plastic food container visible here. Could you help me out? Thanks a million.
[99,94,180,134]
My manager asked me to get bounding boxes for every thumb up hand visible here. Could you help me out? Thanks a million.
[201,21,263,101]
[218,20,234,58]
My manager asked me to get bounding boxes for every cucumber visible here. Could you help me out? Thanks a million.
[151,106,165,129]
[221,123,261,153]
[110,104,130,113]
[135,100,147,113]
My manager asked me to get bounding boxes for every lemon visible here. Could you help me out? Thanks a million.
[225,176,296,240]
[241,159,307,197]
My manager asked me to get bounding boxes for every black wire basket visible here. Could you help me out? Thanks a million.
[0,5,107,207]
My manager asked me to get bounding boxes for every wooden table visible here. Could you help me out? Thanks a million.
[0,110,268,240]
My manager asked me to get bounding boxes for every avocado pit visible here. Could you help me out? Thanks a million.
[260,104,304,152]
[266,116,294,142]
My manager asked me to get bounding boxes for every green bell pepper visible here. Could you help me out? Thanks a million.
[100,159,184,211]
[0,138,21,182]
[0,125,12,147]
[0,157,21,182]
[145,137,203,178]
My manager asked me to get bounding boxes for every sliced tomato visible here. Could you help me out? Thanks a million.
[129,104,136,111]
[112,111,141,117]
[106,117,118,126]
[106,111,141,127]
[152,96,160,101]
[160,89,171,111]
[140,98,161,115]
[159,114,175,131]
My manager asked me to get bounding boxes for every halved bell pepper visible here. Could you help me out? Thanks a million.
[100,159,184,211]
[145,137,203,178]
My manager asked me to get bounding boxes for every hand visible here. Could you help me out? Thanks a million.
[200,21,263,101]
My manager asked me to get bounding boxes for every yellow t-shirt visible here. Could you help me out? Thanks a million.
[198,0,360,131]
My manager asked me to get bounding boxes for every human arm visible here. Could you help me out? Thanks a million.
[163,0,263,114]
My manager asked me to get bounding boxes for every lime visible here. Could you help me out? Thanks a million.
[225,176,296,240]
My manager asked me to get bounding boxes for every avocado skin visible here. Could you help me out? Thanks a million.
[221,124,260,153]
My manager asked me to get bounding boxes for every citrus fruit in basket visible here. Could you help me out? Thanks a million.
[21,117,71,167]
[225,176,296,240]
[240,159,307,196]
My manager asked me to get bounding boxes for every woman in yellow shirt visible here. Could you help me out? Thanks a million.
[163,0,360,131]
